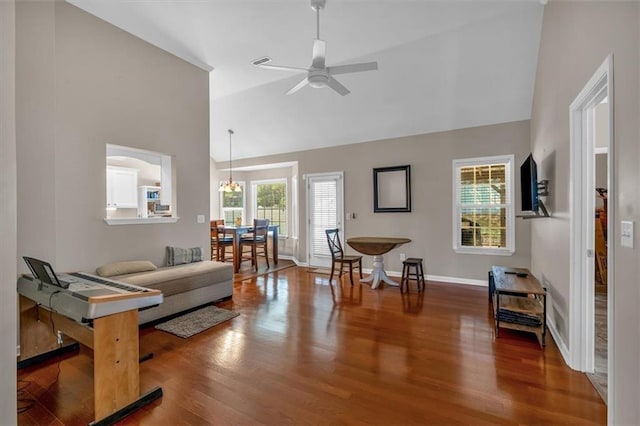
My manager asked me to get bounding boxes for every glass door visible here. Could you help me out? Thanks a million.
[306,172,344,268]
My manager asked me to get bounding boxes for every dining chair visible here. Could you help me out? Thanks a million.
[325,228,362,286]
[211,219,233,262]
[239,219,270,271]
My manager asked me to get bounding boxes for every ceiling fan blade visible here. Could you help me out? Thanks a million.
[257,64,308,73]
[311,39,326,69]
[327,76,350,96]
[326,61,378,76]
[286,77,309,95]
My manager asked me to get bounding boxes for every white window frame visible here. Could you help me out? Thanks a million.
[251,178,288,237]
[452,154,515,256]
[219,181,246,225]
[291,175,298,239]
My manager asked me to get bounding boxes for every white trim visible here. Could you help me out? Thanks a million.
[292,258,309,267]
[453,247,514,256]
[546,318,571,366]
[605,56,615,423]
[291,175,298,239]
[280,255,308,267]
[593,146,608,155]
[569,54,608,368]
[569,54,614,422]
[104,216,180,225]
[232,161,298,172]
[303,262,488,288]
[452,154,515,255]
[425,274,487,287]
[360,269,487,287]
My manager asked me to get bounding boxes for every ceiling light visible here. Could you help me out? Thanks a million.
[219,129,242,193]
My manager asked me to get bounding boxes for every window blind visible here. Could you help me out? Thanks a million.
[453,156,514,254]
[310,180,337,257]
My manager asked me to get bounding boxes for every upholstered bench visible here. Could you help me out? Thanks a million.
[97,260,234,325]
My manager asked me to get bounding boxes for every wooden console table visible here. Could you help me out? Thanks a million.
[491,266,547,348]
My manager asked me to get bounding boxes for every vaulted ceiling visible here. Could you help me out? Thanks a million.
[69,0,544,161]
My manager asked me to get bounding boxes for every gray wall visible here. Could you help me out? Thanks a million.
[530,2,639,424]
[0,0,17,423]
[214,120,532,282]
[16,1,211,271]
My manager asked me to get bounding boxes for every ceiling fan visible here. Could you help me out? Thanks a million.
[251,0,378,96]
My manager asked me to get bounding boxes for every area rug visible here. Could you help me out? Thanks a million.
[155,305,239,338]
[309,268,332,275]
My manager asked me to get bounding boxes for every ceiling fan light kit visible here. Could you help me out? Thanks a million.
[308,71,328,88]
[252,0,377,96]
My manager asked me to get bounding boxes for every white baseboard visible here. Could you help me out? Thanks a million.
[280,255,308,267]
[546,319,571,367]
[425,274,487,287]
[361,268,487,287]
[299,262,487,287]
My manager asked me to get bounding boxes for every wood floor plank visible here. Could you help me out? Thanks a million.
[18,266,606,424]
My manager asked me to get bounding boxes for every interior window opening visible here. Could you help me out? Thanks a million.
[106,144,175,222]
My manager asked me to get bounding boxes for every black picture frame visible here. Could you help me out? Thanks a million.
[373,165,411,213]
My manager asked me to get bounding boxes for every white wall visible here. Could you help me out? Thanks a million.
[530,2,640,423]
[0,1,18,423]
[16,1,211,271]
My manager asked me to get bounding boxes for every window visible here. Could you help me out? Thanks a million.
[453,155,514,255]
[252,179,287,236]
[220,182,245,225]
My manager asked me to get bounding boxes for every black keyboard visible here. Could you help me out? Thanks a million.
[70,272,148,293]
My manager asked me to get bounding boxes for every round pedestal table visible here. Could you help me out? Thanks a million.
[346,237,411,289]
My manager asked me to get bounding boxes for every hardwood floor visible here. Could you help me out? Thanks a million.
[587,292,608,403]
[18,267,606,425]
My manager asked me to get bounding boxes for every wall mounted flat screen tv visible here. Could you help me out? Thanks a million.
[520,153,539,212]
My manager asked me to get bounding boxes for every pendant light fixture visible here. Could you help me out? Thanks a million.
[219,129,242,192]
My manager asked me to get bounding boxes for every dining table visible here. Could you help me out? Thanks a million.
[346,236,411,289]
[217,224,280,273]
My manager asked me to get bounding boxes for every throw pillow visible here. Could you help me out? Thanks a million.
[96,260,157,277]
[166,246,203,266]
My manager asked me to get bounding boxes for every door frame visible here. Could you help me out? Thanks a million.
[569,55,614,415]
[305,171,344,268]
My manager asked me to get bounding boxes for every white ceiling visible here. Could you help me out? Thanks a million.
[68,0,544,161]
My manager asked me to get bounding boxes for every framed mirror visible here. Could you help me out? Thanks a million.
[373,165,411,213]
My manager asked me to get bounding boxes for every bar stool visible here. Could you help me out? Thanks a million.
[400,258,425,293]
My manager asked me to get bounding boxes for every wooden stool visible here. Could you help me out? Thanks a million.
[400,258,425,293]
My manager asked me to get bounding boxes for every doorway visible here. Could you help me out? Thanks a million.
[569,55,614,413]
[306,172,344,268]
[588,107,609,402]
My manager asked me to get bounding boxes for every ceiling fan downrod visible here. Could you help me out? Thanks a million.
[311,0,325,40]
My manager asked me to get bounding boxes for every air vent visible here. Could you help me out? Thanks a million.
[251,57,272,66]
